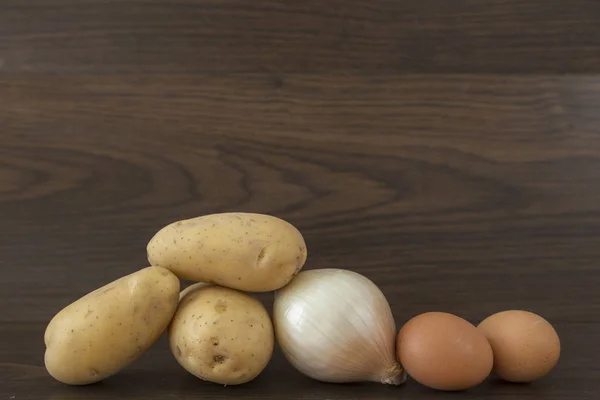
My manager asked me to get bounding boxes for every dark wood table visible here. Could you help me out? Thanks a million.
[2,1,600,399]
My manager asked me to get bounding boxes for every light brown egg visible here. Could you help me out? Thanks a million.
[477,310,560,383]
[396,312,493,391]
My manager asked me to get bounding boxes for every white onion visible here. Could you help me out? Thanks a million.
[273,268,405,385]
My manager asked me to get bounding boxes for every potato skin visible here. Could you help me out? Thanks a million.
[147,212,307,292]
[44,266,180,385]
[169,284,274,385]
[179,282,212,300]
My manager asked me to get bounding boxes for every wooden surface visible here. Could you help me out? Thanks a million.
[1,1,600,399]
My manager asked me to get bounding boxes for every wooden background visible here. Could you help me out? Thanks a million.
[2,1,600,399]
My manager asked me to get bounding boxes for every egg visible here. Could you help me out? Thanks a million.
[477,310,560,383]
[396,312,493,391]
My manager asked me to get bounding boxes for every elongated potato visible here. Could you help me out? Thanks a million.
[169,283,274,385]
[44,266,180,385]
[147,213,307,292]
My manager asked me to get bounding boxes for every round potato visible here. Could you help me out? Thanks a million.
[179,281,212,300]
[44,266,180,385]
[169,283,274,385]
[147,212,307,292]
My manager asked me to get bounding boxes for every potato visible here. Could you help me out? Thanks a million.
[169,283,274,385]
[179,281,212,300]
[147,212,307,292]
[44,266,180,385]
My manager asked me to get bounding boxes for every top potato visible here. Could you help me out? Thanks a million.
[147,213,307,292]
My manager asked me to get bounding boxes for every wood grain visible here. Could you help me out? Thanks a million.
[2,74,600,399]
[0,0,600,73]
[1,0,600,398]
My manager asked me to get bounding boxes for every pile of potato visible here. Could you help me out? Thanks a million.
[44,213,307,385]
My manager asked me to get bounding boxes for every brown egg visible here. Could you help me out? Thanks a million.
[478,310,560,383]
[396,312,493,391]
